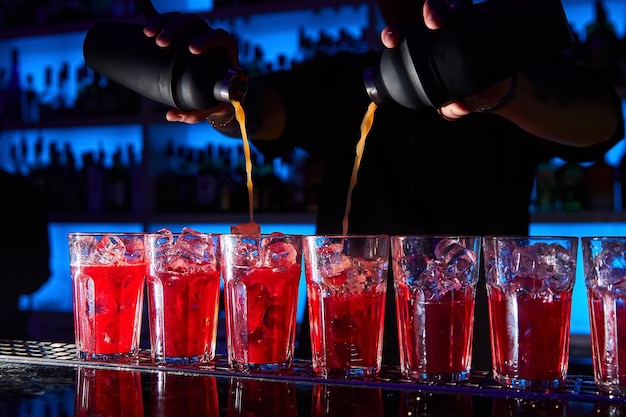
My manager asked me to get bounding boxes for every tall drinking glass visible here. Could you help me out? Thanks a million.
[220,233,303,372]
[304,235,389,378]
[482,235,577,391]
[69,232,147,362]
[145,228,221,365]
[391,235,481,382]
[581,236,626,396]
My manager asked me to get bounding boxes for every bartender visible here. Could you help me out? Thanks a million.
[143,0,624,369]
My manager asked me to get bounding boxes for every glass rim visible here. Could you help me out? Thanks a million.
[481,235,578,240]
[391,234,480,239]
[219,233,304,238]
[304,234,389,239]
[144,232,221,236]
[580,236,626,240]
[68,232,145,237]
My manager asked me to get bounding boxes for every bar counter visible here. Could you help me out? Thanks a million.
[0,339,623,416]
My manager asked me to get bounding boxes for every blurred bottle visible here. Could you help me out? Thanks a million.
[22,73,39,122]
[84,71,106,115]
[82,149,106,213]
[253,154,283,212]
[8,142,19,176]
[74,64,90,117]
[620,150,626,211]
[104,147,130,212]
[27,135,46,198]
[63,143,83,212]
[533,161,559,212]
[54,62,72,117]
[38,66,56,120]
[128,144,143,214]
[195,145,219,212]
[46,142,67,212]
[155,139,178,212]
[88,0,113,18]
[218,145,234,212]
[585,0,621,85]
[4,48,22,121]
[584,157,615,211]
[557,161,586,212]
[286,149,308,211]
[0,68,6,118]
[177,146,197,212]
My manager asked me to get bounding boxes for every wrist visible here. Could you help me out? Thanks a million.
[474,74,519,113]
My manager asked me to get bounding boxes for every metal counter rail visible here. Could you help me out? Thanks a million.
[0,339,623,404]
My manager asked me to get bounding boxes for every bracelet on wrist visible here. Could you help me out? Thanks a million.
[206,111,236,128]
[475,74,519,113]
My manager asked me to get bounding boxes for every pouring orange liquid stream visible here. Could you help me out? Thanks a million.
[231,100,258,234]
[342,101,377,236]
[230,98,377,236]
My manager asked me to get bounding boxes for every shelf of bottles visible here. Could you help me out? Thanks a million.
[0,1,378,221]
[0,0,375,318]
[526,0,626,223]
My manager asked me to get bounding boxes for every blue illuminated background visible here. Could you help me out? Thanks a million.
[0,0,625,341]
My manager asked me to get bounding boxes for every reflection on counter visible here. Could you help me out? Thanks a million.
[75,367,144,417]
[3,361,626,417]
[151,372,219,416]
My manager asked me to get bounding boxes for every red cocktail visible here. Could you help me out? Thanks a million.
[395,286,475,377]
[72,263,146,357]
[391,236,480,382]
[304,235,390,377]
[225,264,301,366]
[488,277,572,385]
[147,269,221,363]
[221,233,303,371]
[483,236,577,391]
[307,272,386,374]
[69,232,147,362]
[146,230,221,365]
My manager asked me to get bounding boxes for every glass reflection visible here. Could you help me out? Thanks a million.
[74,366,143,417]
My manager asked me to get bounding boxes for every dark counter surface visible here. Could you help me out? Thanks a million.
[0,340,623,416]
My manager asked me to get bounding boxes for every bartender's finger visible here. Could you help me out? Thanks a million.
[166,108,213,124]
[437,101,472,121]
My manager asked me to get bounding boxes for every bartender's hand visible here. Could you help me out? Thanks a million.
[381,0,514,120]
[143,12,238,124]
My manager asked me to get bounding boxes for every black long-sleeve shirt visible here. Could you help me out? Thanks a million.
[259,51,624,237]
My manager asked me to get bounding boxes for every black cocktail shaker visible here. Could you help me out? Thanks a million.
[82,13,248,111]
[364,0,573,109]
